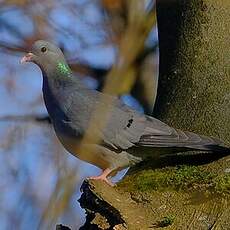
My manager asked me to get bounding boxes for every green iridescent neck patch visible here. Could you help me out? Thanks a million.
[57,62,71,75]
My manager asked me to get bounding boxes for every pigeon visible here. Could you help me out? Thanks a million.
[21,40,229,186]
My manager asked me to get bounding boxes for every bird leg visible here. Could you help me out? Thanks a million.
[89,168,114,186]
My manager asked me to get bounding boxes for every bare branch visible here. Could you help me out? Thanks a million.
[0,115,51,124]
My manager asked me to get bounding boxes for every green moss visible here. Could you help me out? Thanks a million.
[158,215,175,227]
[214,175,230,195]
[118,165,230,195]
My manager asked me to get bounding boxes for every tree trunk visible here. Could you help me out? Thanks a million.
[154,0,230,144]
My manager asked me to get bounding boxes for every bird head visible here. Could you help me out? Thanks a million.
[21,40,70,75]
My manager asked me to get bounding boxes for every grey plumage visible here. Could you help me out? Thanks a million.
[21,40,230,185]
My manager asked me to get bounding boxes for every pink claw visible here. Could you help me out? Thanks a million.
[89,168,114,186]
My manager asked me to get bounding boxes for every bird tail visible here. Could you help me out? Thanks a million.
[138,128,230,155]
[196,144,230,155]
[181,132,230,155]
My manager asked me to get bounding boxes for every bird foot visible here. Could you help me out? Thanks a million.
[89,168,114,186]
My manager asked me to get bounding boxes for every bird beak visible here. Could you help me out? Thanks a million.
[20,52,34,64]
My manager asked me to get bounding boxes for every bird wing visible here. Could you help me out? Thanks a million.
[61,87,220,151]
[103,110,221,151]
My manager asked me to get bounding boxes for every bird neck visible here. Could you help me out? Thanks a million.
[44,60,76,83]
[56,61,72,76]
[42,61,85,93]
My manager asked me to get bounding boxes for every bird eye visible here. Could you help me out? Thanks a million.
[41,47,47,53]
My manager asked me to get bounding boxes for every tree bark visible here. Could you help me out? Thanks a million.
[154,0,230,144]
